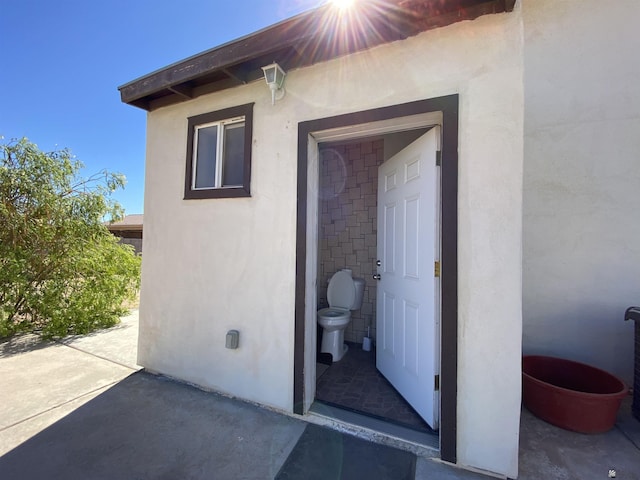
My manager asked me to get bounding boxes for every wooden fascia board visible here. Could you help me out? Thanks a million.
[411,0,514,31]
[118,18,318,106]
[107,225,143,232]
[119,0,513,110]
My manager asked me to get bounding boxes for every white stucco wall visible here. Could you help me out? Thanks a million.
[522,0,640,384]
[139,9,523,478]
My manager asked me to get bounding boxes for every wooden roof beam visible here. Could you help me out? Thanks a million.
[168,84,193,99]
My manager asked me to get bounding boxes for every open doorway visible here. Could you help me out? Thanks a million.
[313,132,437,435]
[294,96,459,463]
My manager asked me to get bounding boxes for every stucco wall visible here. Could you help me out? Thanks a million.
[139,9,523,478]
[522,0,640,384]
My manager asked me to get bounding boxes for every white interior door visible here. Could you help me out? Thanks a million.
[376,127,440,429]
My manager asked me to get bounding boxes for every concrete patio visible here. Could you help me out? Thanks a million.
[1,311,638,479]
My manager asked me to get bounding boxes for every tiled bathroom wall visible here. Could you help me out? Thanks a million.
[318,139,384,344]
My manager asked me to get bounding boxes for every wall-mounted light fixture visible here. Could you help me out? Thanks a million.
[261,62,286,105]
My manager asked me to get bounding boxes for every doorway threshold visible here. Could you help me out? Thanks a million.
[308,401,439,455]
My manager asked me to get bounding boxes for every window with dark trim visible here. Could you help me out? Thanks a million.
[184,103,253,199]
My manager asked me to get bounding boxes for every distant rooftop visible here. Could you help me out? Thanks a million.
[107,214,143,232]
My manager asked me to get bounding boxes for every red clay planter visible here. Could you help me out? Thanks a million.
[522,355,629,434]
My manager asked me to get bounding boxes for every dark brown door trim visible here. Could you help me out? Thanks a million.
[295,95,459,464]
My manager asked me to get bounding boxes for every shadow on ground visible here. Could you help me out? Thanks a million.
[0,372,306,480]
[0,334,52,358]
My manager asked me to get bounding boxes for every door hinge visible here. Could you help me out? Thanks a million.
[434,261,441,278]
[435,151,442,166]
[434,375,440,391]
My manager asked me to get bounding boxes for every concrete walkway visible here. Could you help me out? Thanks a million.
[0,311,142,458]
[1,311,639,479]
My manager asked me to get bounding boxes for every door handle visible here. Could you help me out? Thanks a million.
[373,274,381,280]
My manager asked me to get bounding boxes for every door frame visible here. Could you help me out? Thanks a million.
[294,95,459,463]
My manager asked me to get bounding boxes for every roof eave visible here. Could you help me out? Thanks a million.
[119,0,516,111]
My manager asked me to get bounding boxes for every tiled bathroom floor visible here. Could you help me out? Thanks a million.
[315,343,436,434]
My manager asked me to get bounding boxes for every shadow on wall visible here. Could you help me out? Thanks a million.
[522,302,636,384]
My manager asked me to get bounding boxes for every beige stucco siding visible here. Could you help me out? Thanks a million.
[141,86,298,409]
[523,0,640,385]
[139,8,523,478]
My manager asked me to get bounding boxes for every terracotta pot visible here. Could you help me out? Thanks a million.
[522,355,628,434]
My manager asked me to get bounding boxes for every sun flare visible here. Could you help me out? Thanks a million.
[330,0,356,10]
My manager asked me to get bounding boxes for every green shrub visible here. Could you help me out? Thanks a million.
[0,138,141,339]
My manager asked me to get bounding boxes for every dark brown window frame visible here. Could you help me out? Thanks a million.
[184,103,254,199]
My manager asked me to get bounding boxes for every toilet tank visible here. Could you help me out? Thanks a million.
[351,277,365,310]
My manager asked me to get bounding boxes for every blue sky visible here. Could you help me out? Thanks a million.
[1,0,321,214]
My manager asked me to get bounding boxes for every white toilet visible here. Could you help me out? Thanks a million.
[317,269,365,362]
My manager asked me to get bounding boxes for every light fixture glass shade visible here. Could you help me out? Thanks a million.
[264,68,276,84]
[262,63,286,89]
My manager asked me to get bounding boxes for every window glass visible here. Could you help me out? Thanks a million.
[194,125,218,189]
[222,122,245,187]
[185,103,253,199]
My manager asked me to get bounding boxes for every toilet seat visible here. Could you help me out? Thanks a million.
[327,270,356,309]
[317,270,357,362]
[317,307,350,325]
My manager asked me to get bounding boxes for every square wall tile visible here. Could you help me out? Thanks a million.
[318,139,383,344]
